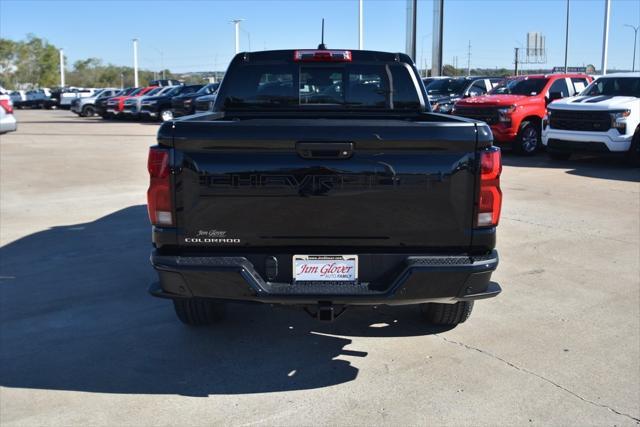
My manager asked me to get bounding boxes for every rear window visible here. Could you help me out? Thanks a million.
[220,63,421,110]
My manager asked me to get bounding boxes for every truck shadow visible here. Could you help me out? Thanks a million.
[501,151,640,183]
[0,205,446,397]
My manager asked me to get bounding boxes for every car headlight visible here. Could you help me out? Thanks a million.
[436,103,453,113]
[497,105,516,123]
[610,110,630,134]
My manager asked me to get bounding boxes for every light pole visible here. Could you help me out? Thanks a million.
[564,0,570,73]
[405,0,417,61]
[624,24,639,72]
[358,0,363,49]
[59,48,65,87]
[132,38,139,87]
[601,0,610,75]
[431,0,444,77]
[230,19,244,54]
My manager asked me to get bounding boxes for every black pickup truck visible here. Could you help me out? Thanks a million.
[148,49,502,326]
[170,83,219,118]
[139,84,203,121]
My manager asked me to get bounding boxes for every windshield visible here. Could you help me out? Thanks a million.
[197,83,219,95]
[151,88,165,96]
[489,78,548,96]
[424,78,468,95]
[183,84,204,94]
[220,63,421,111]
[128,88,143,96]
[164,86,182,96]
[581,77,640,97]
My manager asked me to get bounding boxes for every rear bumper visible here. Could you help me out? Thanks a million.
[149,250,500,305]
[0,115,17,134]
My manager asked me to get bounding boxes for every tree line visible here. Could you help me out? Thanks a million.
[0,34,180,90]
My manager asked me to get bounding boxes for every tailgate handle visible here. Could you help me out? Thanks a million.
[296,142,353,159]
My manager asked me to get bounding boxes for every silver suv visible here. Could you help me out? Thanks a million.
[71,88,119,117]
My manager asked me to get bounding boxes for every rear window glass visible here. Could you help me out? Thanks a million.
[220,63,421,110]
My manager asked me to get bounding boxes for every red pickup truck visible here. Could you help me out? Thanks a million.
[453,74,591,155]
[106,86,157,116]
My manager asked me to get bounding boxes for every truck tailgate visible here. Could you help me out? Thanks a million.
[168,117,481,250]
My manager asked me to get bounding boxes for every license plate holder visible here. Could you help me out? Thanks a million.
[293,255,358,284]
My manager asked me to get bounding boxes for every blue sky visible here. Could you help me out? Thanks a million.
[0,0,638,72]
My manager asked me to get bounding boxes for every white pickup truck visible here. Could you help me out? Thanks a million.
[542,72,640,164]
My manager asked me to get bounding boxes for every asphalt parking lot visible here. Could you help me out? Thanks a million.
[1,109,639,426]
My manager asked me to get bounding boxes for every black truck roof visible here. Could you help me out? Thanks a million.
[233,49,415,64]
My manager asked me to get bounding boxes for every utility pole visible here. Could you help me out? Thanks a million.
[358,0,363,49]
[132,38,139,87]
[59,48,65,87]
[601,0,610,75]
[231,19,243,54]
[467,40,471,76]
[514,47,520,76]
[120,72,124,89]
[431,0,444,76]
[564,0,570,73]
[161,50,165,79]
[624,24,639,72]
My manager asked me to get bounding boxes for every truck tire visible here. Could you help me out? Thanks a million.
[513,121,540,156]
[81,105,96,117]
[161,109,173,122]
[420,301,474,325]
[173,299,225,325]
[628,128,640,167]
[547,150,571,161]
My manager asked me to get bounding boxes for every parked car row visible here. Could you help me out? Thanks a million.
[71,81,220,121]
[421,72,640,164]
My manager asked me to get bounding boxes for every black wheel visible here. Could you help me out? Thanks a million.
[81,105,96,117]
[547,150,571,161]
[420,301,474,326]
[513,121,540,156]
[160,109,173,122]
[628,128,640,167]
[173,299,225,325]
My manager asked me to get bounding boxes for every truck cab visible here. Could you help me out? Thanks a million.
[453,74,591,155]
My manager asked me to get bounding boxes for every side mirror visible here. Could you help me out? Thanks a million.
[549,91,563,102]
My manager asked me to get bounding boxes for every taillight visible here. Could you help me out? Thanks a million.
[476,147,502,227]
[293,50,352,62]
[147,147,173,226]
[0,99,14,114]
